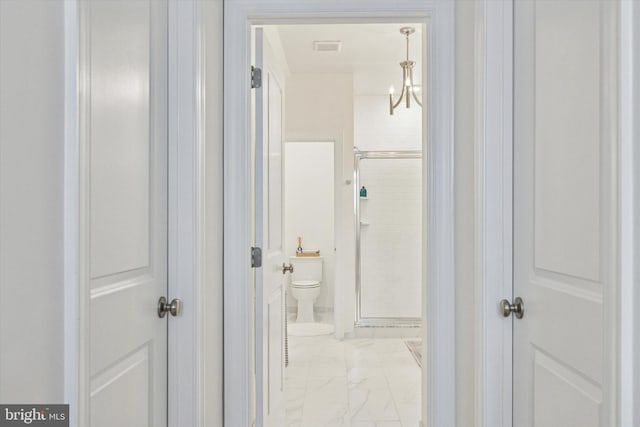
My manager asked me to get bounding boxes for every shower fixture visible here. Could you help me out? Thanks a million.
[388,26,422,115]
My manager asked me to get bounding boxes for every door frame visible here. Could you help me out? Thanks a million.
[620,1,640,425]
[223,1,454,427]
[474,1,513,426]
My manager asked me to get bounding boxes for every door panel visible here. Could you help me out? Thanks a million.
[533,351,601,427]
[532,1,602,283]
[255,28,286,427]
[514,1,618,426]
[90,0,150,278]
[90,348,151,427]
[87,1,167,426]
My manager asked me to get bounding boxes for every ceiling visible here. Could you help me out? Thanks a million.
[275,23,423,96]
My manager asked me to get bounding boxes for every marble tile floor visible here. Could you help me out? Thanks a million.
[285,332,421,427]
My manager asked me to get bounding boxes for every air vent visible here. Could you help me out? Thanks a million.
[312,40,342,52]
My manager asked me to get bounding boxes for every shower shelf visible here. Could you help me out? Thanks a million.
[359,196,368,200]
[359,221,371,226]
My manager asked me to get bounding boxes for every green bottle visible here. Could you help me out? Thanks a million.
[360,186,367,198]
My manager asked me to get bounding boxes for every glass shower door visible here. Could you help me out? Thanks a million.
[355,151,422,326]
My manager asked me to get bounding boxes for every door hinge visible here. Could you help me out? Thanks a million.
[251,246,262,268]
[251,66,262,89]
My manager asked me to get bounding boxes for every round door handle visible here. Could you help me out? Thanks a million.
[282,263,294,274]
[500,297,524,319]
[158,296,182,318]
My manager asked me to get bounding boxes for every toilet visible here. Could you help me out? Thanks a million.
[289,256,323,323]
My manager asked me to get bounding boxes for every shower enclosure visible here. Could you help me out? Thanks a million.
[354,150,422,327]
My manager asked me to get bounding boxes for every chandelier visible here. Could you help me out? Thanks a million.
[388,27,422,115]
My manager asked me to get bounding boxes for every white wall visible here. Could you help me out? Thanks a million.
[354,95,422,150]
[284,142,335,310]
[284,73,354,334]
[0,0,65,402]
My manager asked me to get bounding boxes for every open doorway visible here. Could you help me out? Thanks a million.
[221,2,456,426]
[254,23,425,426]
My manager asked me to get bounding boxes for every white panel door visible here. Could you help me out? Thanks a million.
[87,1,167,426]
[513,1,618,426]
[254,28,286,427]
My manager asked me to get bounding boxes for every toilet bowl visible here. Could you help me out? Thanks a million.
[289,256,323,323]
[290,280,321,322]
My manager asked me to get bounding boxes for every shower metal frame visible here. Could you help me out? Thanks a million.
[354,149,423,328]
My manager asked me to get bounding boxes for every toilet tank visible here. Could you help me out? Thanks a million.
[290,256,323,282]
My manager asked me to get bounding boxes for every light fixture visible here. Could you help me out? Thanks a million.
[389,27,422,115]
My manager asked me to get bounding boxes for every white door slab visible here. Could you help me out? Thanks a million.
[254,28,286,427]
[82,1,168,425]
[513,1,618,426]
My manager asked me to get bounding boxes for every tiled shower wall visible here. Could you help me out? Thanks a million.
[357,157,422,320]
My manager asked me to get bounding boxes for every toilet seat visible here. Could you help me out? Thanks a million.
[291,279,320,288]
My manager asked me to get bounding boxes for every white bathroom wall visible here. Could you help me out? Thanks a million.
[284,73,354,333]
[284,142,335,309]
[354,95,422,150]
[0,0,65,402]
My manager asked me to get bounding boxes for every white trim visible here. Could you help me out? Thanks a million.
[63,2,80,426]
[198,1,225,425]
[194,4,207,426]
[167,1,210,426]
[70,2,92,426]
[620,1,640,425]
[475,2,513,427]
[223,2,455,427]
[169,1,225,426]
[424,4,456,426]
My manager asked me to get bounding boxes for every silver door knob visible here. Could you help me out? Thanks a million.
[500,297,524,319]
[158,296,182,318]
[282,263,294,274]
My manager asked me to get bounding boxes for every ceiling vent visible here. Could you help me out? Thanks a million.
[312,40,342,52]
